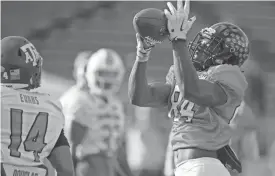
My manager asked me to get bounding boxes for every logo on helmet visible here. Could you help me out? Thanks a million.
[20,43,40,67]
[201,28,216,38]
[10,69,20,80]
[106,56,114,66]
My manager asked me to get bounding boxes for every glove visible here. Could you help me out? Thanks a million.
[136,33,154,62]
[164,0,196,41]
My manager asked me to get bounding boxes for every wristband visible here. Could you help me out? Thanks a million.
[136,49,150,62]
[136,54,149,62]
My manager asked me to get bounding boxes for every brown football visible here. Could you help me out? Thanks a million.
[133,8,169,43]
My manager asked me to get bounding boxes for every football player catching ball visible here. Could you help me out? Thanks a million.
[128,0,249,175]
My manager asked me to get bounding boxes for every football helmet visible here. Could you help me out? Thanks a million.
[73,51,93,82]
[188,22,249,71]
[85,48,125,94]
[1,36,43,89]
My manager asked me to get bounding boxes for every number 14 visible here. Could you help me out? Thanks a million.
[8,108,48,162]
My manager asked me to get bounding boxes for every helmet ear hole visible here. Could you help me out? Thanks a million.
[227,55,239,65]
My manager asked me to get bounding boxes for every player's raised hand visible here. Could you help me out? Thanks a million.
[136,33,153,62]
[164,0,196,41]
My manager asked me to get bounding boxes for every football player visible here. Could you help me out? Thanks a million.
[60,48,128,176]
[44,51,93,176]
[1,36,74,176]
[230,101,259,161]
[128,0,249,175]
[60,50,93,144]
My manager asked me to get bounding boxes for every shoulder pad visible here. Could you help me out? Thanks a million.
[30,90,51,96]
[60,87,91,109]
[50,98,64,113]
[208,65,248,96]
[1,86,13,95]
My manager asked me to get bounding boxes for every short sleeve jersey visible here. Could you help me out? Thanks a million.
[1,87,65,166]
[60,86,125,157]
[166,65,248,150]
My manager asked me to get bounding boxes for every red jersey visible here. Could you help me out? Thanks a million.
[166,65,248,151]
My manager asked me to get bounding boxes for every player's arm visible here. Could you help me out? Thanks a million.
[70,120,88,168]
[129,34,172,108]
[47,129,75,176]
[230,102,258,137]
[164,1,228,107]
[172,40,228,107]
[66,100,89,168]
[129,60,171,108]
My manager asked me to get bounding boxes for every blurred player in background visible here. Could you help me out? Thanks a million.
[60,48,131,176]
[230,101,259,161]
[1,36,74,176]
[60,50,92,142]
[139,107,172,176]
[163,132,175,176]
[45,51,92,176]
[129,0,249,175]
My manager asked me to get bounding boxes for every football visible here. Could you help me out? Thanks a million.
[133,8,169,44]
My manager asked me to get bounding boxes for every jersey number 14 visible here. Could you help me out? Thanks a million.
[8,108,48,162]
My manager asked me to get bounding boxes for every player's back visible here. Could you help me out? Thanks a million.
[1,86,65,166]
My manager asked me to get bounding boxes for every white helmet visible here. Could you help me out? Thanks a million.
[73,51,93,82]
[85,48,125,94]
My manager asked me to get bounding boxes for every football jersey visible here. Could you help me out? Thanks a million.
[167,64,248,151]
[60,86,125,158]
[1,86,65,166]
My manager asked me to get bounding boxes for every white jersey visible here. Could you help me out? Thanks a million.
[61,86,125,157]
[1,86,65,166]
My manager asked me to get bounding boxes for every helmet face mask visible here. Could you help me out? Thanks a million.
[189,28,224,71]
[94,69,121,92]
[85,48,125,94]
[188,22,249,71]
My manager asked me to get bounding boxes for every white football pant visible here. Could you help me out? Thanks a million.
[174,157,230,176]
